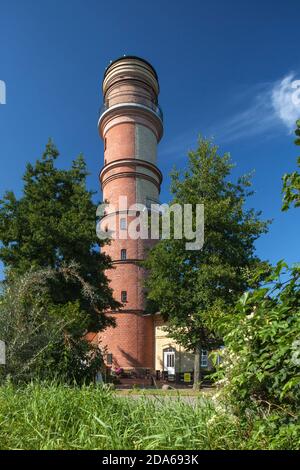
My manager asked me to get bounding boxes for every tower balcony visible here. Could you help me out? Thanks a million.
[98,100,164,142]
[99,101,163,122]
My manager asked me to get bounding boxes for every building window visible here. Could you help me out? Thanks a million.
[201,349,208,368]
[121,249,127,260]
[121,291,127,303]
[166,352,175,368]
[163,348,176,376]
[104,138,107,151]
[120,218,127,230]
[106,353,113,365]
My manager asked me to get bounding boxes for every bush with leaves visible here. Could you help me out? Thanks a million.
[215,261,300,417]
[282,119,300,210]
[0,263,104,384]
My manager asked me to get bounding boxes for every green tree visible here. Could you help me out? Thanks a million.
[0,140,118,333]
[145,138,269,389]
[282,120,300,211]
[0,140,119,382]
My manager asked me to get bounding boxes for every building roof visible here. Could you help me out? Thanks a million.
[103,55,158,81]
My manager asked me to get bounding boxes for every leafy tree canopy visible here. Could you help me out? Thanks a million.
[0,139,118,332]
[145,138,270,355]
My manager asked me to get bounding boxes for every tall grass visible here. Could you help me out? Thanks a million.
[0,382,298,450]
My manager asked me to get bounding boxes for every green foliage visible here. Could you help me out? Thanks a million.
[145,138,270,352]
[0,382,299,450]
[215,262,300,416]
[295,119,300,146]
[282,120,300,211]
[0,139,118,331]
[0,264,104,384]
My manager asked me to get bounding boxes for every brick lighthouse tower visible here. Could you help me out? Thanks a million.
[97,56,163,372]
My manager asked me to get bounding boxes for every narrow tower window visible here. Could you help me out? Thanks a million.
[106,353,113,365]
[121,249,127,260]
[120,218,127,230]
[121,291,127,303]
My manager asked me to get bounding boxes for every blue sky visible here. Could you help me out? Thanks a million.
[0,0,299,278]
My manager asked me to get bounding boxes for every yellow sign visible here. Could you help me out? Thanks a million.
[183,372,191,383]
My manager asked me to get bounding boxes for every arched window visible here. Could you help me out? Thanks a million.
[121,291,127,303]
[121,249,127,260]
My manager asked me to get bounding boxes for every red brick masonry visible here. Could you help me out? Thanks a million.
[97,57,163,372]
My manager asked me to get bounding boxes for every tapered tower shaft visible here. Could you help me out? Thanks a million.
[98,56,163,371]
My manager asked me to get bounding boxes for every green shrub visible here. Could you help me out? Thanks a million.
[0,265,103,384]
[215,261,300,416]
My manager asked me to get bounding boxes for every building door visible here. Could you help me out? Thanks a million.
[163,348,175,375]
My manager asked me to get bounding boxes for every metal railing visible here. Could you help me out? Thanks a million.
[99,101,163,121]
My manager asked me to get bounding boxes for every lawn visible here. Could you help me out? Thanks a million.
[0,382,297,450]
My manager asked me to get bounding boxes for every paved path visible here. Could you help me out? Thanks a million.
[115,391,214,404]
